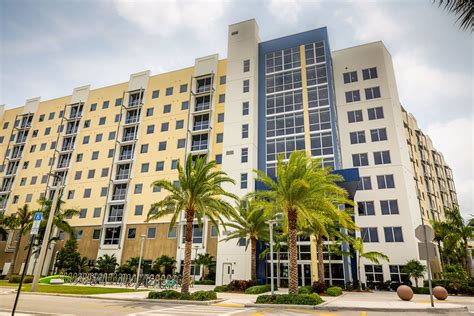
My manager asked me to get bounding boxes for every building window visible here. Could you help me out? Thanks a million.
[90,103,97,111]
[152,90,160,99]
[102,100,109,109]
[365,87,381,100]
[220,76,226,85]
[146,227,156,239]
[216,133,223,143]
[141,144,148,153]
[74,171,82,180]
[350,131,366,144]
[92,229,101,240]
[374,150,391,165]
[163,104,171,113]
[180,84,188,93]
[368,106,384,120]
[79,208,87,218]
[343,71,358,83]
[93,207,101,218]
[146,108,154,116]
[161,122,169,132]
[365,265,384,284]
[243,80,249,93]
[217,113,224,122]
[181,101,189,110]
[165,87,173,96]
[128,228,136,239]
[362,67,378,80]
[108,149,114,158]
[182,224,203,244]
[219,94,225,103]
[156,161,164,171]
[134,183,143,194]
[108,131,116,140]
[95,133,103,143]
[242,124,249,139]
[241,148,248,163]
[99,117,106,125]
[243,59,250,72]
[83,188,91,198]
[158,141,167,151]
[115,98,122,106]
[357,176,372,190]
[177,138,186,148]
[84,120,90,128]
[242,102,249,116]
[241,173,248,189]
[83,136,90,144]
[100,187,108,197]
[88,169,95,179]
[358,201,375,216]
[101,168,109,177]
[215,154,222,164]
[377,174,395,189]
[25,194,33,203]
[352,153,369,167]
[176,120,184,129]
[361,227,379,243]
[389,265,409,283]
[147,125,155,134]
[135,205,143,216]
[238,238,247,247]
[345,90,360,103]
[381,200,399,215]
[44,127,51,135]
[141,163,149,173]
[91,151,99,160]
[168,227,177,238]
[347,110,363,123]
[370,128,387,142]
[384,226,404,242]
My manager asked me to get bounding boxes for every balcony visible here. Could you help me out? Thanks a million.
[60,144,74,152]
[56,160,70,169]
[191,134,209,152]
[195,77,212,95]
[124,116,139,125]
[192,114,210,132]
[0,184,12,194]
[65,127,79,135]
[194,95,211,113]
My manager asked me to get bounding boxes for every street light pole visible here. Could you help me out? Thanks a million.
[31,174,63,292]
[266,220,277,295]
[193,245,199,283]
[135,235,146,290]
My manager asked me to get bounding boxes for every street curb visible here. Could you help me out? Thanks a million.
[244,303,469,313]
[19,291,225,305]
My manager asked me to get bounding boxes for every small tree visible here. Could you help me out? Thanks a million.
[353,237,389,290]
[402,259,426,287]
[152,255,176,275]
[124,256,141,274]
[96,254,118,273]
[55,238,82,273]
[194,253,214,280]
[443,263,469,294]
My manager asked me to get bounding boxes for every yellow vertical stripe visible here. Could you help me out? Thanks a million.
[299,44,311,156]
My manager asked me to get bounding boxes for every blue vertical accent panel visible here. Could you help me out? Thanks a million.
[256,240,267,284]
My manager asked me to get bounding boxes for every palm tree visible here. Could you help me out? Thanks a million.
[35,196,79,237]
[353,237,389,290]
[254,152,350,294]
[222,199,270,282]
[402,259,426,287]
[5,204,32,276]
[152,255,176,275]
[124,256,141,274]
[194,253,214,280]
[435,0,473,31]
[147,154,237,293]
[432,207,473,273]
[96,254,118,273]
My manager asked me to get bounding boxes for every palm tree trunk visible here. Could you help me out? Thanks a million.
[316,235,324,286]
[250,237,257,282]
[357,254,362,291]
[181,210,194,294]
[287,207,298,294]
[7,231,22,277]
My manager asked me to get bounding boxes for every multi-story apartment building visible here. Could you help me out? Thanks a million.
[0,19,457,287]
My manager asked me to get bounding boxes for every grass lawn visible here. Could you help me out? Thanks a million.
[0,280,147,295]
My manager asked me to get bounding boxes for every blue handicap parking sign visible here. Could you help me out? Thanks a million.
[34,212,42,221]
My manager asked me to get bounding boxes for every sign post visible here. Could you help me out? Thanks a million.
[415,223,434,308]
[12,212,42,315]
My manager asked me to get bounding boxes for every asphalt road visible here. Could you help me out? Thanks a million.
[0,292,471,316]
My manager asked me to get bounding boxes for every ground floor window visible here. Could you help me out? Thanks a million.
[104,226,121,245]
[179,260,201,276]
[364,264,383,284]
[389,265,409,283]
[324,263,345,285]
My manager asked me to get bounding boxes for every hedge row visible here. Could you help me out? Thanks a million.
[245,284,275,294]
[326,286,343,296]
[194,280,215,285]
[8,275,33,284]
[256,293,323,305]
[148,290,217,301]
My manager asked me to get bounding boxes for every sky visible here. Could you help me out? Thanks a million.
[0,0,472,218]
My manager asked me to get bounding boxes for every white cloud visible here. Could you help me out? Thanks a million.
[113,0,228,38]
[425,117,474,218]
[266,0,304,26]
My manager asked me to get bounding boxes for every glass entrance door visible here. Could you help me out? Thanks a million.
[297,263,312,286]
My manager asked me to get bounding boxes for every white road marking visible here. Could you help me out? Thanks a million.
[128,304,248,316]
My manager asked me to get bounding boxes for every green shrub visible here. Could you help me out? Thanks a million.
[256,293,323,305]
[8,275,33,284]
[245,285,273,294]
[214,285,229,292]
[148,290,182,300]
[412,287,430,294]
[148,290,217,301]
[228,279,256,292]
[326,286,343,296]
[190,290,217,301]
[194,280,215,285]
[298,285,313,294]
